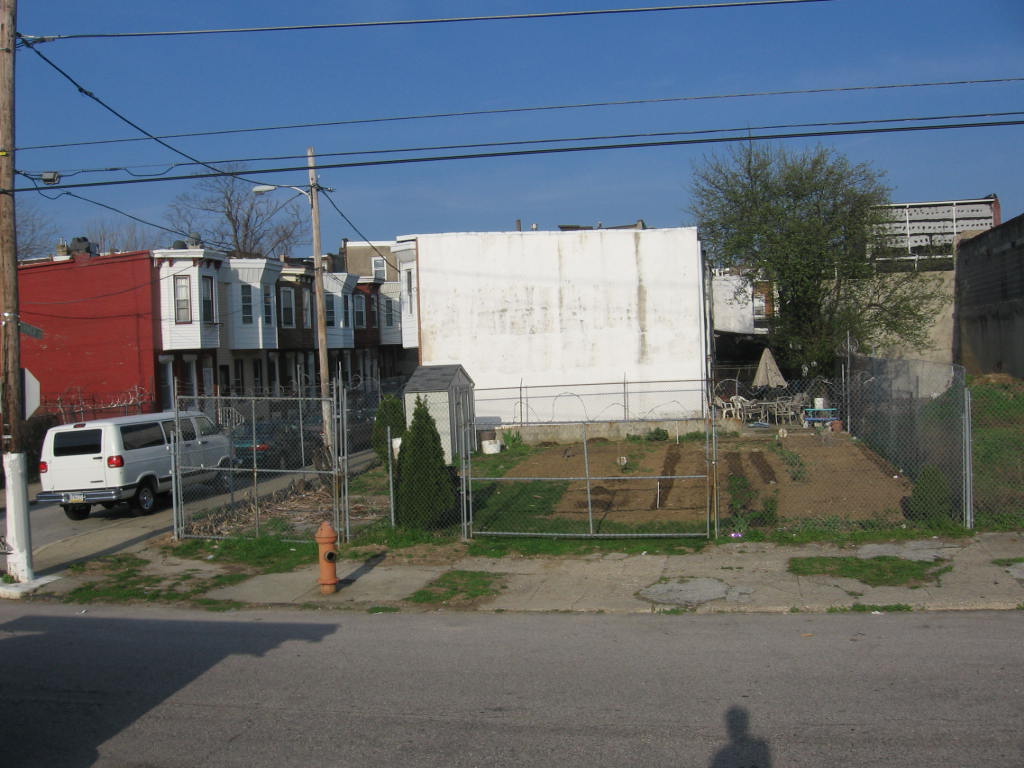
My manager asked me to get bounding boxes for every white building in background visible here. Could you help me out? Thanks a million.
[393,227,708,422]
[878,196,1001,265]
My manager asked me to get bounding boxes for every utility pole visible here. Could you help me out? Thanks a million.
[307,148,334,460]
[1,0,34,583]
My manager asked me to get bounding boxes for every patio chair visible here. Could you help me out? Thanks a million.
[714,395,738,420]
[730,395,764,422]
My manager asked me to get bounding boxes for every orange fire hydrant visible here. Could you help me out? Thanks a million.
[315,520,340,595]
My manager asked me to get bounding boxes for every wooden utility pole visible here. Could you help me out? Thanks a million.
[307,147,335,460]
[0,0,22,453]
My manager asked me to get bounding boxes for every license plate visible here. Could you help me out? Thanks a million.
[64,493,86,503]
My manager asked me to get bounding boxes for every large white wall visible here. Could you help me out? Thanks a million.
[402,228,708,421]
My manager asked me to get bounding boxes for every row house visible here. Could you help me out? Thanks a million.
[339,240,417,392]
[18,239,370,418]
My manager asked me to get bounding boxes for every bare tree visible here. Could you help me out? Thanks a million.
[83,217,167,253]
[16,198,58,260]
[166,166,309,257]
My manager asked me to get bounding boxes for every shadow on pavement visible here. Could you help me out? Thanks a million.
[0,613,337,766]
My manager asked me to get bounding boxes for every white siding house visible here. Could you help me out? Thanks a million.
[396,228,708,420]
[224,257,283,350]
[379,281,402,345]
[322,271,359,350]
[154,247,225,351]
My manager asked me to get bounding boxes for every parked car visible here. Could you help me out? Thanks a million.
[36,411,233,520]
[230,421,302,470]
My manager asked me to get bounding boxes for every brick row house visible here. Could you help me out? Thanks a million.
[17,239,392,420]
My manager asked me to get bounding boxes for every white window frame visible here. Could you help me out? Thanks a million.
[201,275,216,323]
[174,275,191,324]
[280,287,296,328]
[341,294,350,328]
[385,298,395,327]
[354,294,366,329]
[302,287,312,329]
[263,285,274,326]
[240,284,253,324]
[372,256,386,280]
[370,295,378,328]
[325,294,336,326]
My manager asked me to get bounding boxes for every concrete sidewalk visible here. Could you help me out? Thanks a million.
[4,504,1023,612]
[192,532,1024,613]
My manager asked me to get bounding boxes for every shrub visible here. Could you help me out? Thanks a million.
[371,395,406,465]
[645,427,670,442]
[396,397,457,530]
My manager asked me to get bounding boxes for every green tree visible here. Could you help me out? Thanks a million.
[691,143,948,370]
[396,397,456,530]
[371,394,406,465]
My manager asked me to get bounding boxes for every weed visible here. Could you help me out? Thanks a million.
[768,441,808,481]
[192,599,247,612]
[1,573,15,584]
[467,536,702,558]
[656,606,692,615]
[788,556,951,587]
[645,428,670,442]
[406,570,503,604]
[789,606,802,613]
[172,536,318,574]
[850,603,913,612]
[367,605,401,614]
[991,557,1024,567]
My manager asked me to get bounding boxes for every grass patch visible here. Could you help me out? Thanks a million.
[470,434,535,478]
[367,605,400,614]
[64,554,252,606]
[788,555,951,587]
[467,536,703,557]
[345,519,459,550]
[406,570,503,604]
[992,557,1024,567]
[171,536,318,574]
[348,464,390,495]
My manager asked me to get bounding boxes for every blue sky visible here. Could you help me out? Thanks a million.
[13,0,1024,253]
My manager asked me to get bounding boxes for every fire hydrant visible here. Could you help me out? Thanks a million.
[315,521,340,595]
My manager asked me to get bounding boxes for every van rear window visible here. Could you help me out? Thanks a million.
[53,429,103,456]
[121,422,167,450]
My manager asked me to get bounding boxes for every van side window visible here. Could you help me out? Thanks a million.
[53,429,103,456]
[121,422,167,450]
[195,416,221,437]
[164,419,197,442]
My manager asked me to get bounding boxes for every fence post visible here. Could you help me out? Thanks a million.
[582,422,594,535]
[387,426,395,528]
[963,387,974,529]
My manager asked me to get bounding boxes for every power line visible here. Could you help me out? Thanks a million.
[17,76,1024,153]
[19,1,834,44]
[10,117,1024,194]
[320,191,398,272]
[24,110,1024,179]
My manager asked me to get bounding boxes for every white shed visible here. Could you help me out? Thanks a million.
[403,365,476,464]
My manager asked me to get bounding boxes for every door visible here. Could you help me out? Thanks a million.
[46,427,106,492]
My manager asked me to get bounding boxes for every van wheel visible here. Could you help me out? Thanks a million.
[132,481,157,515]
[62,504,91,521]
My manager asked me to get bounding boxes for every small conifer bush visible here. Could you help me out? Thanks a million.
[396,397,457,530]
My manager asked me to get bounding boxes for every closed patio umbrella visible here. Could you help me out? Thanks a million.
[752,347,787,389]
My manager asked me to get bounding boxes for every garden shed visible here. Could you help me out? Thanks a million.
[403,364,476,464]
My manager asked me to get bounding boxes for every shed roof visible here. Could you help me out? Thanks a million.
[404,364,474,393]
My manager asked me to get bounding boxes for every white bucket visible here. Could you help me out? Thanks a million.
[814,397,825,410]
[481,439,501,455]
[391,437,403,456]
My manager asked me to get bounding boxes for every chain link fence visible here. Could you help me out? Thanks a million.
[967,373,1024,530]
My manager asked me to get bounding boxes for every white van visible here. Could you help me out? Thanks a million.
[37,411,233,520]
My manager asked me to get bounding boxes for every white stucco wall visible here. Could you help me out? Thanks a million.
[400,228,707,421]
[711,274,756,335]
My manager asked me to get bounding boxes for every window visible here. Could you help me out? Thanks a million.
[201,276,215,323]
[280,287,295,328]
[252,359,263,392]
[53,429,102,456]
[165,418,196,442]
[354,294,366,328]
[263,286,274,326]
[325,295,336,326]
[341,295,350,328]
[195,416,221,437]
[240,284,253,324]
[370,295,378,328]
[405,269,412,295]
[174,276,191,323]
[372,256,386,280]
[121,422,167,450]
[385,298,395,327]
[302,288,312,328]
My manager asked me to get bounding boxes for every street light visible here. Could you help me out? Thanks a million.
[254,147,335,460]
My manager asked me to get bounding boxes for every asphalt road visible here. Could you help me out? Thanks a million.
[1,605,1021,767]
